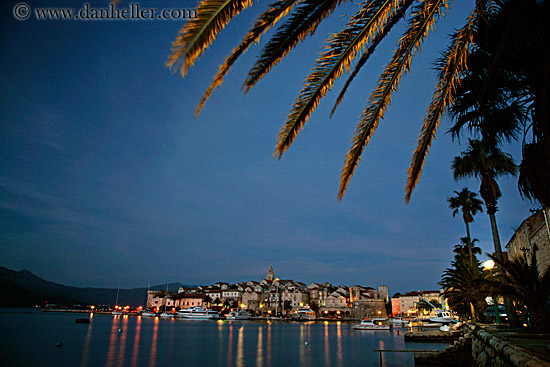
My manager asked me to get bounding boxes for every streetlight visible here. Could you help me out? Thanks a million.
[483,259,500,325]
[483,260,495,270]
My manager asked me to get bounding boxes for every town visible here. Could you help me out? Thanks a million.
[145,264,443,320]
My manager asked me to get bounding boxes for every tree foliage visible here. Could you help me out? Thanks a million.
[490,250,550,332]
[167,0,500,201]
[448,0,549,207]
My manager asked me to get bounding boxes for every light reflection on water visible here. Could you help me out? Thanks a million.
[130,317,141,367]
[255,326,263,367]
[80,313,93,367]
[324,321,330,367]
[0,309,449,367]
[149,316,159,367]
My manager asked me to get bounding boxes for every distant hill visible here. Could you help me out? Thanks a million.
[0,267,191,307]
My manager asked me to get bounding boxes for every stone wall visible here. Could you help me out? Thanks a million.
[506,209,550,276]
[468,325,549,367]
[414,334,473,366]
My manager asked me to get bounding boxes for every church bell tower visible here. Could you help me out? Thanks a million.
[267,264,274,281]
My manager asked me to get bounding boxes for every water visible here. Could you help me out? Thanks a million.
[0,309,449,366]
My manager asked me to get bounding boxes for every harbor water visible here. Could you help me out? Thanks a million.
[0,308,449,366]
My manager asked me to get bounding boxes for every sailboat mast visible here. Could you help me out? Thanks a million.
[115,285,120,306]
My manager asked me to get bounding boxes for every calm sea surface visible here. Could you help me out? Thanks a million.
[0,308,449,366]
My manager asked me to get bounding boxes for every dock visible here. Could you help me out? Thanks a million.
[404,329,462,342]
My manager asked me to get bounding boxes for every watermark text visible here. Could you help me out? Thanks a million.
[13,3,197,21]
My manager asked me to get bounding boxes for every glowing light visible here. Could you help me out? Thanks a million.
[483,260,495,270]
[90,306,95,310]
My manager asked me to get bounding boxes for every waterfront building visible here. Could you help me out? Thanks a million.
[377,285,389,302]
[147,290,176,309]
[222,288,242,302]
[308,283,329,307]
[205,289,222,305]
[391,294,401,316]
[174,293,205,309]
[324,289,349,308]
[393,290,442,316]
[280,287,309,309]
[241,289,262,311]
[506,208,550,276]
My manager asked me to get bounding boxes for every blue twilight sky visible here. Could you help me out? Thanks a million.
[0,0,537,294]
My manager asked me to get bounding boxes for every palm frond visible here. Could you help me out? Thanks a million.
[244,0,348,92]
[195,0,300,116]
[167,0,255,77]
[405,5,481,203]
[330,0,415,118]
[339,0,449,200]
[274,0,400,159]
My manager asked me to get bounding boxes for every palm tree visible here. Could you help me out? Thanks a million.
[448,0,549,207]
[452,139,516,264]
[489,249,550,332]
[452,139,521,326]
[440,257,488,321]
[167,0,496,201]
[448,188,484,266]
[453,237,481,266]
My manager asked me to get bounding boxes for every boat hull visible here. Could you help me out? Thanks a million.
[177,307,220,320]
[226,315,250,320]
[293,309,316,321]
[352,325,390,330]
[352,319,390,331]
[178,314,220,320]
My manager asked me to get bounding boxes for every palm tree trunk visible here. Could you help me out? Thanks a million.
[489,213,503,262]
[465,220,474,267]
[469,301,476,322]
[489,212,521,327]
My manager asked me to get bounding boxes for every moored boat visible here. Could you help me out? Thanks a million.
[177,306,220,320]
[428,310,455,324]
[225,309,250,320]
[293,308,316,321]
[387,317,409,326]
[352,318,390,331]
[160,312,175,318]
[140,311,156,317]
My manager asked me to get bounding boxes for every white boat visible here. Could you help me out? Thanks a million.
[428,310,455,323]
[225,309,250,320]
[387,317,409,326]
[418,295,456,324]
[140,311,155,317]
[177,306,220,320]
[293,308,316,321]
[352,318,390,331]
[160,312,175,318]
